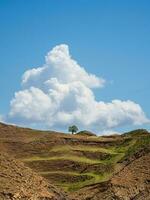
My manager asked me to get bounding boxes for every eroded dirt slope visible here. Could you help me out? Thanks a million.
[111,152,150,200]
[0,152,68,200]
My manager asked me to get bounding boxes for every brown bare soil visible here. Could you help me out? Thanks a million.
[42,173,93,184]
[0,122,150,200]
[26,159,112,175]
[111,152,150,199]
[0,152,68,200]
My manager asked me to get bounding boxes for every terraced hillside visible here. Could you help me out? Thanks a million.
[22,144,117,191]
[0,122,150,199]
[0,152,67,200]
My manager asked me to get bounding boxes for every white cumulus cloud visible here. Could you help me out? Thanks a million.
[8,44,149,132]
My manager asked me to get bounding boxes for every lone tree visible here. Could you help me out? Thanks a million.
[68,125,78,134]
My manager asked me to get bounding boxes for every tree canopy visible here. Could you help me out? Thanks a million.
[68,125,78,134]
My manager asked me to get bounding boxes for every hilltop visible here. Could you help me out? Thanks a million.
[0,122,150,199]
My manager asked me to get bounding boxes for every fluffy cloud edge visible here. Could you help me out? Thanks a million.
[7,44,150,133]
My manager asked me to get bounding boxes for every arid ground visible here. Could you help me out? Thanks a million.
[0,122,150,200]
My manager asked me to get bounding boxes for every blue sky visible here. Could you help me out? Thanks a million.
[0,0,150,133]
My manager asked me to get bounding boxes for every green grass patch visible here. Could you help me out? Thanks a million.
[58,172,112,192]
[22,155,105,164]
[39,170,112,191]
[103,153,124,164]
[123,135,150,160]
[22,142,125,165]
[50,145,116,154]
[22,152,121,165]
[40,171,80,176]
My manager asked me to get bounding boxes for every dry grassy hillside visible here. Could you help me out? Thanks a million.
[0,122,150,200]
